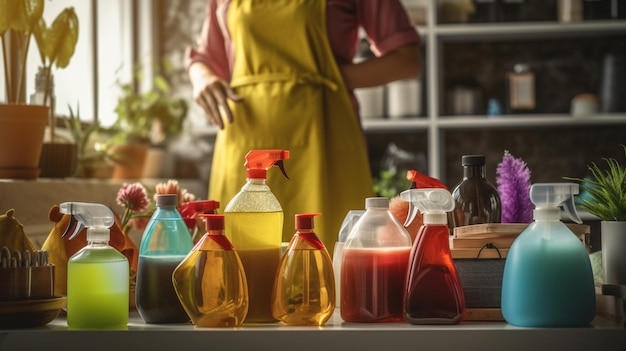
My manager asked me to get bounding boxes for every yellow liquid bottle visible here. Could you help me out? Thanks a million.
[272,213,335,326]
[173,215,248,327]
[224,149,289,323]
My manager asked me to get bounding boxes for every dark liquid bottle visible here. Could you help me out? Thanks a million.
[136,194,193,323]
[451,155,501,227]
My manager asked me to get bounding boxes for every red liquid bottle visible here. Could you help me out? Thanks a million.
[400,188,465,325]
[340,197,412,323]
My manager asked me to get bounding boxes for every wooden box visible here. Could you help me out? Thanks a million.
[451,223,590,321]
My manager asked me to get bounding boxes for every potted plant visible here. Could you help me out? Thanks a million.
[0,0,48,179]
[33,7,79,178]
[565,145,626,285]
[107,61,188,179]
[62,103,114,178]
[0,1,78,179]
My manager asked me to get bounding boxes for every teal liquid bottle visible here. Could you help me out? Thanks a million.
[136,194,194,323]
[272,213,335,326]
[61,202,129,330]
[501,183,596,327]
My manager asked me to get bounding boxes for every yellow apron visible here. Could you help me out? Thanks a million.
[209,0,374,251]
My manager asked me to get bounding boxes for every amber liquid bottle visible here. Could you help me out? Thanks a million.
[451,155,501,227]
[272,213,335,326]
[172,214,248,327]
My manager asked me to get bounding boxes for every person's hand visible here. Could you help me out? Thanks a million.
[190,64,242,129]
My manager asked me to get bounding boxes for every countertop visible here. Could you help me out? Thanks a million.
[1,311,625,351]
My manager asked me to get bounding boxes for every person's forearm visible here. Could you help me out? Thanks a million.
[341,44,421,90]
[189,61,216,87]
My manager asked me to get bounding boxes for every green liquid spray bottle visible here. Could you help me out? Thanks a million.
[60,202,129,330]
[501,183,596,327]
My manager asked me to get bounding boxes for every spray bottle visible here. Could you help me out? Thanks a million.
[224,149,290,323]
[172,214,248,327]
[60,202,129,330]
[272,213,335,326]
[501,183,595,327]
[400,188,465,325]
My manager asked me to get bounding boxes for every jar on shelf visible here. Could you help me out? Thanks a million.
[505,63,535,114]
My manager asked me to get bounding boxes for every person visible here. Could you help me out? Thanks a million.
[186,0,422,251]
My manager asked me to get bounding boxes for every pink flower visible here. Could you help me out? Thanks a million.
[117,182,150,233]
[154,179,196,205]
[117,182,150,212]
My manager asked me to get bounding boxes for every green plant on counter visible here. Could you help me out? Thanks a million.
[565,145,626,221]
[111,60,188,145]
[373,168,412,198]
[63,104,113,177]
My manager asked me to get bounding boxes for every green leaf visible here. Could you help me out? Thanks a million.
[45,7,79,69]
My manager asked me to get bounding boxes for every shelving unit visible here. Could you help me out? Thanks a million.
[363,3,626,182]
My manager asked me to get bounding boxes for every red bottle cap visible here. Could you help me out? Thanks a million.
[295,213,321,230]
[201,214,224,231]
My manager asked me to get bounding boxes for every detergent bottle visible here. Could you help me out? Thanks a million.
[272,213,335,326]
[172,214,248,327]
[61,202,129,330]
[340,197,412,323]
[501,183,596,327]
[400,188,465,325]
[136,194,193,323]
[332,210,365,314]
[224,149,290,323]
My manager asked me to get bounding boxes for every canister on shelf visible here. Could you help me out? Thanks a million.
[505,63,536,114]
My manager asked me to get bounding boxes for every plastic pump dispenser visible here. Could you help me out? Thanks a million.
[172,214,248,327]
[224,149,290,323]
[60,202,129,330]
[501,183,596,327]
[400,188,465,324]
[340,197,412,323]
[272,213,335,326]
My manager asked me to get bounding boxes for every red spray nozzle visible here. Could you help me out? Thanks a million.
[406,170,448,190]
[244,149,290,179]
[179,200,220,231]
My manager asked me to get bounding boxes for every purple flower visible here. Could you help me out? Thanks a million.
[496,151,533,223]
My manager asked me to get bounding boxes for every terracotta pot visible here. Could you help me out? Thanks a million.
[0,104,48,179]
[110,142,149,179]
[39,142,78,178]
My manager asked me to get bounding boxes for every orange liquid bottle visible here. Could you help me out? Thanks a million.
[272,213,335,326]
[172,214,248,327]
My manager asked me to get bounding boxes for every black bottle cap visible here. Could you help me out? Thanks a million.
[462,155,486,166]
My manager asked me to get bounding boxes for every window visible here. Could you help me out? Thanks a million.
[1,0,144,127]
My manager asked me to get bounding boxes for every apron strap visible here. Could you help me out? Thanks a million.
[231,72,338,91]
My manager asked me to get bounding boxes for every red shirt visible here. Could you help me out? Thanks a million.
[186,0,421,81]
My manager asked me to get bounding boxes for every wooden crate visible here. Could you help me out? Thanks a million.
[451,223,590,321]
